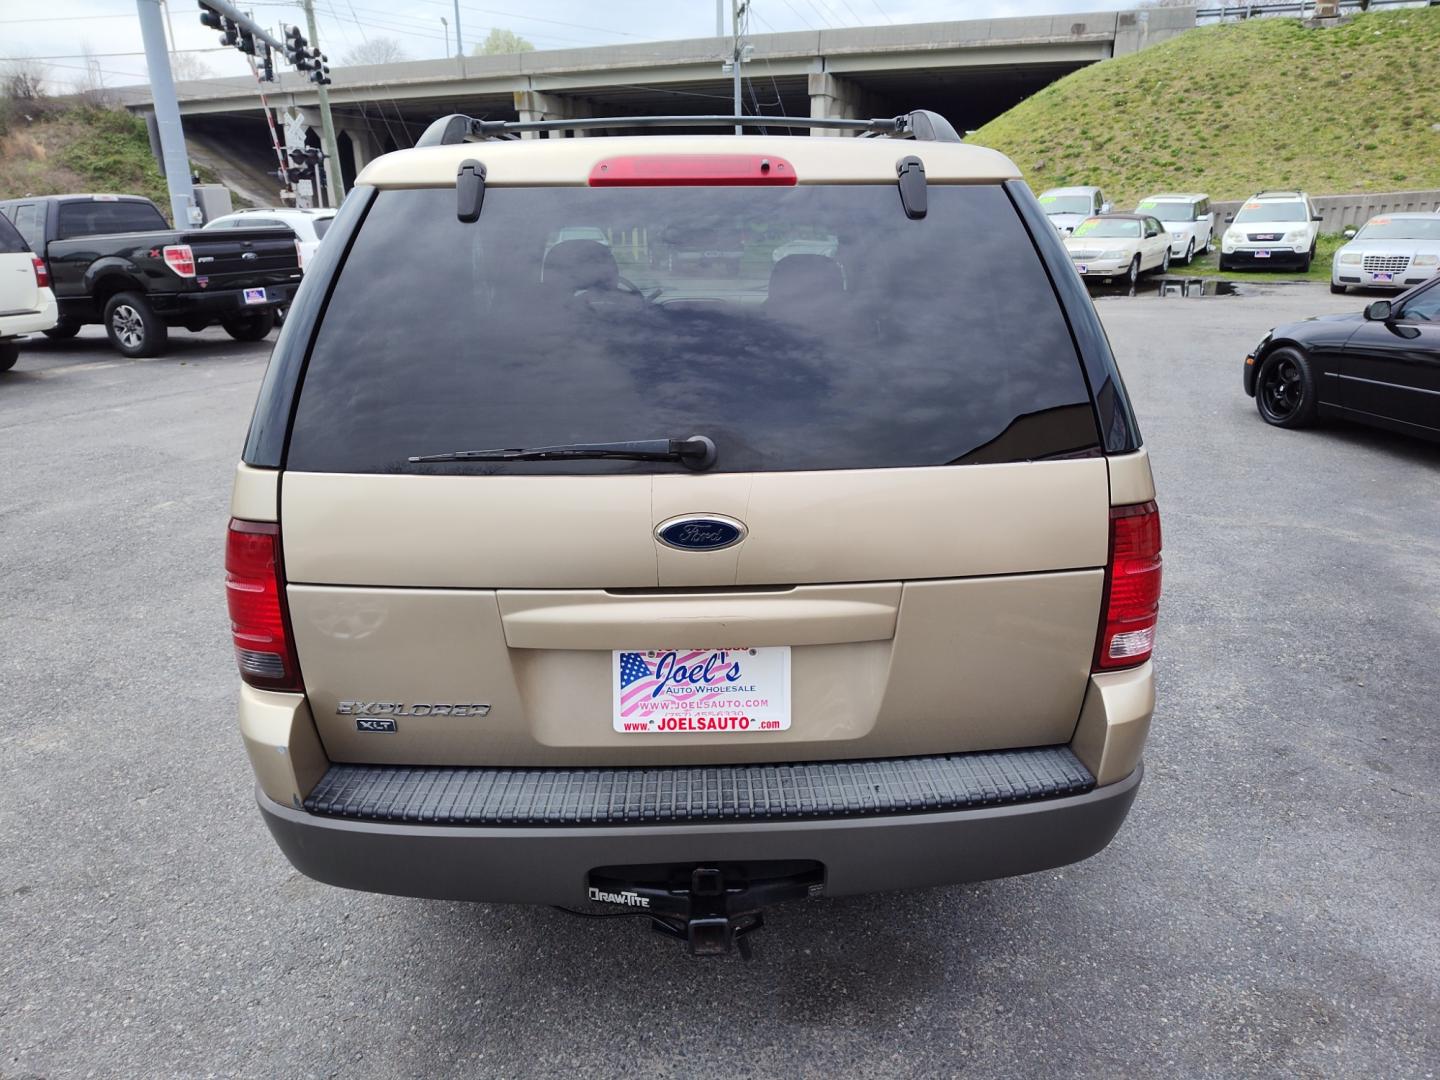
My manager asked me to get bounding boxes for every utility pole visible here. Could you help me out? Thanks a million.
[441,16,449,59]
[452,0,464,57]
[136,0,196,226]
[716,0,724,37]
[731,0,746,134]
[300,0,344,207]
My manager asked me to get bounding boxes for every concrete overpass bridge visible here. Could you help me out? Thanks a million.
[116,6,1195,198]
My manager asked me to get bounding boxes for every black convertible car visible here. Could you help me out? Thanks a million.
[1245,277,1440,443]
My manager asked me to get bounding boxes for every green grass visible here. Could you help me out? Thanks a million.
[0,107,170,219]
[1179,232,1346,282]
[971,8,1440,208]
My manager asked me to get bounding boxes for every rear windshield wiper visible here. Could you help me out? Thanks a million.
[408,435,717,470]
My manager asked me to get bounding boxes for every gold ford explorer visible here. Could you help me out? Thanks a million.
[227,111,1161,956]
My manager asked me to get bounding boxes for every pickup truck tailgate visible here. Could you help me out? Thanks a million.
[186,228,301,286]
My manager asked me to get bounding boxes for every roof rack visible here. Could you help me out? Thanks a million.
[416,110,962,148]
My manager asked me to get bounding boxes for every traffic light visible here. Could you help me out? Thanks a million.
[309,51,331,85]
[260,44,274,82]
[284,25,309,67]
[198,4,222,31]
[238,29,256,55]
[219,19,238,47]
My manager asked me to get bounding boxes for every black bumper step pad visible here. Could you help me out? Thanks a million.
[302,746,1095,826]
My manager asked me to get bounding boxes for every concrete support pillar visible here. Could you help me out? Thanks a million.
[342,123,380,173]
[808,70,874,135]
[513,88,569,138]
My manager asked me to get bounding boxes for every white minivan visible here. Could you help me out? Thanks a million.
[0,212,58,373]
[1136,193,1213,265]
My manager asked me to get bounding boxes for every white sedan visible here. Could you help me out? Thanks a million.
[1063,214,1173,285]
[1331,213,1440,294]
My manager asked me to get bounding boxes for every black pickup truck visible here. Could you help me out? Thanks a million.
[0,194,302,357]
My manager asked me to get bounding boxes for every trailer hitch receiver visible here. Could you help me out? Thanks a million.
[585,861,824,958]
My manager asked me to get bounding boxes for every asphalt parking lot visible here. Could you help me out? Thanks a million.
[3,288,1438,1079]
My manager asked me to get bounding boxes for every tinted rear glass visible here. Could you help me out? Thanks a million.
[57,200,167,239]
[0,213,27,253]
[288,184,1098,474]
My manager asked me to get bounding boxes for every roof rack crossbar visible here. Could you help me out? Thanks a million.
[416,110,961,148]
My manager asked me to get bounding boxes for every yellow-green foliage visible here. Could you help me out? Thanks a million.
[970,8,1440,208]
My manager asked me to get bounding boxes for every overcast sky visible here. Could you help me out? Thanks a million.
[2,0,1151,87]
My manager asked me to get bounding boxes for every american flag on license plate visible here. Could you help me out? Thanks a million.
[618,650,707,718]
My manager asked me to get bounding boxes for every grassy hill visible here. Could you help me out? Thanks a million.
[970,7,1440,208]
[0,108,172,215]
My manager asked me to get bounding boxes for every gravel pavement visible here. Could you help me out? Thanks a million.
[2,289,1437,1079]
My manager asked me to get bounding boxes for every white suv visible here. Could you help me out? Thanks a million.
[0,212,57,372]
[1219,192,1321,272]
[204,207,336,271]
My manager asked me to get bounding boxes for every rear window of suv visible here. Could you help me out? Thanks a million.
[287,184,1100,474]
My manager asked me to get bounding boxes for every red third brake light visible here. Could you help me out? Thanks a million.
[31,257,50,289]
[589,154,797,187]
[1094,501,1163,671]
[226,519,302,692]
[162,244,196,277]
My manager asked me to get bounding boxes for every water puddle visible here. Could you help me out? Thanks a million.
[1090,276,1253,300]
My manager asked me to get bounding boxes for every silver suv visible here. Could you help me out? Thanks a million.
[228,111,1161,955]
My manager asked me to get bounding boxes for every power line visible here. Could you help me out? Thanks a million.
[0,13,137,23]
[402,0,641,39]
[319,2,591,49]
[0,49,227,60]
[865,0,894,25]
[777,0,817,30]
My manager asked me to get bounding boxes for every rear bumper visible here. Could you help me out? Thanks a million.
[0,293,58,338]
[149,282,298,320]
[256,763,1141,904]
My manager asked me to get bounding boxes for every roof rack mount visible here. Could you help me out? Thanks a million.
[416,110,961,148]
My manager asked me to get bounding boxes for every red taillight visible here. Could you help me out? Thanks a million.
[226,518,301,691]
[1094,501,1163,671]
[31,256,50,289]
[589,154,797,187]
[295,238,305,270]
[162,244,196,277]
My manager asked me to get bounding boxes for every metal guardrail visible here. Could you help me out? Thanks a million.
[1197,0,1436,20]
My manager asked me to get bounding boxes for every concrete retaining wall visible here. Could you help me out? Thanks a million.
[1211,190,1440,234]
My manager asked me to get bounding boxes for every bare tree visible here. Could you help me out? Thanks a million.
[169,51,215,82]
[473,28,534,55]
[2,56,51,102]
[340,37,411,66]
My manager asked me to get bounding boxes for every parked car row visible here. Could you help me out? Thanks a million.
[1041,187,1330,282]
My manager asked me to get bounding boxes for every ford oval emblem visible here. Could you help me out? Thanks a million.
[656,515,746,552]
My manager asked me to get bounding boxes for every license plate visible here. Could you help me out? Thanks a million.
[1375,271,1393,282]
[1254,250,1271,259]
[242,287,268,305]
[613,648,791,733]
